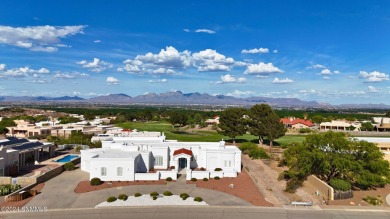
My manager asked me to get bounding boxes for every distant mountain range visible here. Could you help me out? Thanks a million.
[1,91,389,108]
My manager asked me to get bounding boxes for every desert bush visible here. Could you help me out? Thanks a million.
[166,177,172,182]
[64,162,75,171]
[329,179,351,191]
[90,177,102,186]
[203,178,208,181]
[194,197,203,202]
[134,192,142,197]
[214,168,222,171]
[163,191,173,196]
[363,195,383,206]
[214,176,220,180]
[199,167,206,171]
[0,184,21,196]
[152,196,158,200]
[107,196,117,202]
[150,192,159,197]
[180,193,189,200]
[118,194,128,200]
[191,178,197,182]
[285,178,303,193]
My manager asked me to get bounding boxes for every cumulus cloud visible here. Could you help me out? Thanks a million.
[136,46,192,69]
[152,68,176,74]
[94,40,101,43]
[106,76,119,85]
[241,48,269,54]
[273,50,278,53]
[0,25,85,52]
[272,77,294,84]
[193,49,235,72]
[213,74,246,84]
[53,72,88,79]
[244,62,283,75]
[195,29,216,34]
[323,76,331,80]
[226,90,255,98]
[77,58,113,72]
[183,29,190,32]
[148,79,168,83]
[321,69,332,75]
[0,64,6,71]
[0,66,50,78]
[306,64,326,69]
[359,71,389,83]
[368,86,380,93]
[334,70,340,74]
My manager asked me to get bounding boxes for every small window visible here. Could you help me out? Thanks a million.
[154,156,163,166]
[101,167,107,176]
[224,160,232,167]
[117,167,123,176]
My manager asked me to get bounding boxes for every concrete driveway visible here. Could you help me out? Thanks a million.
[25,169,250,209]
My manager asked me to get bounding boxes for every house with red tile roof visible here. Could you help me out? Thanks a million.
[280,117,315,129]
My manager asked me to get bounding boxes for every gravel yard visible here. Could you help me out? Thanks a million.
[95,195,208,207]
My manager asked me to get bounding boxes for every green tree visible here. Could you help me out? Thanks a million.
[168,112,188,127]
[283,131,390,190]
[386,111,390,117]
[248,104,285,150]
[217,108,247,144]
[361,122,374,131]
[311,115,325,124]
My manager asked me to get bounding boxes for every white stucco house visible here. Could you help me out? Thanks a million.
[81,131,241,181]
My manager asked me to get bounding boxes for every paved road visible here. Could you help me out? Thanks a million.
[1,206,390,219]
[25,169,250,209]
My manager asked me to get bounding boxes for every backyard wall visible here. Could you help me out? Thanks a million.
[191,171,210,179]
[307,175,334,201]
[158,170,177,180]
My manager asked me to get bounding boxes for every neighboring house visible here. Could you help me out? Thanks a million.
[6,120,52,138]
[354,137,390,163]
[280,117,315,129]
[205,116,220,125]
[81,131,241,181]
[0,137,55,176]
[372,117,390,132]
[320,120,361,131]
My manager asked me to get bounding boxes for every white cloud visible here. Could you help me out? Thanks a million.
[106,76,119,85]
[94,40,101,43]
[136,46,192,69]
[368,86,380,93]
[244,62,283,75]
[0,25,85,52]
[77,58,113,72]
[273,50,278,53]
[334,70,340,74]
[152,68,176,75]
[148,79,168,83]
[183,29,190,32]
[213,74,247,84]
[28,79,51,84]
[321,69,332,75]
[1,66,50,78]
[226,90,254,98]
[0,64,6,71]
[73,91,81,95]
[193,49,235,72]
[195,29,216,34]
[323,76,331,80]
[272,77,294,84]
[359,71,389,83]
[306,64,326,69]
[299,89,318,94]
[54,73,76,79]
[241,48,269,54]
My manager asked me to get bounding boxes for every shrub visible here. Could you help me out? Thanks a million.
[214,168,222,171]
[214,176,220,180]
[239,142,270,159]
[118,194,128,201]
[363,195,383,206]
[180,193,189,200]
[191,178,197,182]
[163,191,173,196]
[194,197,203,202]
[64,162,75,171]
[203,178,208,181]
[0,184,21,196]
[166,177,172,182]
[298,128,311,133]
[285,178,303,193]
[152,196,158,200]
[107,196,117,202]
[199,167,206,171]
[329,179,352,191]
[74,145,82,152]
[150,192,159,197]
[90,177,102,186]
[134,193,142,197]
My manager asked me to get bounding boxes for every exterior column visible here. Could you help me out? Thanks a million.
[186,158,190,170]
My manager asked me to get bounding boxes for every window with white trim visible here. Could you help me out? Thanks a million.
[224,160,232,167]
[101,167,107,176]
[154,156,163,166]
[117,167,123,176]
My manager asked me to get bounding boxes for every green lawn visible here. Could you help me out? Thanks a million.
[116,121,306,145]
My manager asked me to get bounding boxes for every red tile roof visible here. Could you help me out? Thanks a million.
[173,148,193,156]
[280,118,314,127]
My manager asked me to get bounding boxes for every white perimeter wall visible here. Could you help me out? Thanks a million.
[89,157,136,181]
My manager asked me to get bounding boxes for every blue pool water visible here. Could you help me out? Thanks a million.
[55,155,79,162]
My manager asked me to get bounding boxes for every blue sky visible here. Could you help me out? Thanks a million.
[1,0,390,104]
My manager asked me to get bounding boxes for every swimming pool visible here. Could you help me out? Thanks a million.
[55,155,79,162]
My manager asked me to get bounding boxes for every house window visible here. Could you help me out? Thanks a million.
[101,167,107,176]
[117,167,123,176]
[154,156,163,166]
[224,160,232,167]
